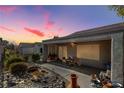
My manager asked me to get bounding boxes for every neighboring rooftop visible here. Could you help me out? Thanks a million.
[19,43,34,48]
[19,42,42,48]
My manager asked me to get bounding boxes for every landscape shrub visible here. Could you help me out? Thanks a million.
[28,66,40,73]
[32,54,40,62]
[5,57,24,70]
[9,62,28,78]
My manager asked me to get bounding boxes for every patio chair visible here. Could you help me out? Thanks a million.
[62,57,66,63]
[64,57,72,66]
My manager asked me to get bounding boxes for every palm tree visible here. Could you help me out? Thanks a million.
[109,5,124,18]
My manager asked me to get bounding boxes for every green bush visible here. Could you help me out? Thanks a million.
[5,57,24,70]
[32,54,40,62]
[9,62,28,77]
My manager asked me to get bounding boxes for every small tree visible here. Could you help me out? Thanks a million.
[32,54,40,62]
[109,5,124,18]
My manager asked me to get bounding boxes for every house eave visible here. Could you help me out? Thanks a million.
[43,22,124,44]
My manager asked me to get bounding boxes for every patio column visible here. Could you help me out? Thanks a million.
[111,32,124,85]
[43,44,48,61]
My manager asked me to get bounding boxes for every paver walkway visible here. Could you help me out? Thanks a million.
[41,63,92,88]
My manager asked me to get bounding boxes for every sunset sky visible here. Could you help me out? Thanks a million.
[0,5,123,44]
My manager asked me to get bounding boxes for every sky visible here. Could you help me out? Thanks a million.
[0,5,123,44]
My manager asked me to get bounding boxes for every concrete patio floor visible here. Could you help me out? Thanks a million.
[41,63,92,88]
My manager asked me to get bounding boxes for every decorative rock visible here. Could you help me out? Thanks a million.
[2,63,68,88]
[3,81,8,88]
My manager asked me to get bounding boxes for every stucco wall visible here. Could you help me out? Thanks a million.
[76,40,111,68]
[67,44,77,58]
[111,32,124,85]
[58,46,67,59]
[57,40,111,69]
[48,45,58,55]
[22,47,34,55]
[77,44,100,60]
[33,45,42,54]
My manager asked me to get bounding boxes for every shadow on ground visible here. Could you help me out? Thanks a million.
[45,61,103,76]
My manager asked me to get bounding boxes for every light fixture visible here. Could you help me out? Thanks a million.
[71,42,76,47]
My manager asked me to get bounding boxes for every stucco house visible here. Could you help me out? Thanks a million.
[42,22,124,85]
[18,43,42,61]
[19,43,34,56]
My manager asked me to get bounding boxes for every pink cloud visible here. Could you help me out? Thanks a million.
[42,12,55,30]
[34,6,64,35]
[43,12,55,30]
[58,28,64,32]
[35,6,50,21]
[15,20,28,27]
[43,12,50,21]
[0,6,17,14]
[46,31,56,38]
[34,6,50,20]
[24,27,44,37]
[39,8,55,30]
[34,6,55,31]
[53,28,67,37]
[45,21,55,30]
[0,25,15,32]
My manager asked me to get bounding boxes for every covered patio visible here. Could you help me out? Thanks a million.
[42,23,124,85]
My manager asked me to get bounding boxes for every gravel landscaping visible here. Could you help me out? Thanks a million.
[0,74,3,88]
[1,63,68,88]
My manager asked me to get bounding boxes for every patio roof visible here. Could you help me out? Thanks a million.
[43,22,124,44]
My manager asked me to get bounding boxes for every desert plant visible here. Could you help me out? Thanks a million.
[5,57,24,70]
[28,66,40,73]
[24,56,28,61]
[9,62,28,78]
[32,54,40,62]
